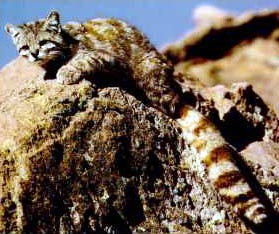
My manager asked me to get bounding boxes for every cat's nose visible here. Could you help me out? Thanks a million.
[31,49,39,58]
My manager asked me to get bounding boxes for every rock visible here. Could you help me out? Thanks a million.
[201,82,279,150]
[241,141,279,212]
[175,74,278,151]
[0,58,253,233]
[163,9,279,116]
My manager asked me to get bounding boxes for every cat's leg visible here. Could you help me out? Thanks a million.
[133,51,182,117]
[56,50,117,85]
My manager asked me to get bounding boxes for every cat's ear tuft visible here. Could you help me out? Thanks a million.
[45,11,61,32]
[5,24,21,36]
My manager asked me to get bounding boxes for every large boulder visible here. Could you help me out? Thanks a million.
[0,57,249,233]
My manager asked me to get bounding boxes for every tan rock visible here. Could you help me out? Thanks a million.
[203,82,279,149]
[241,141,279,212]
[174,77,279,151]
[0,57,254,233]
[163,9,279,116]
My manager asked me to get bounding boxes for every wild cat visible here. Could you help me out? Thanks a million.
[5,11,270,226]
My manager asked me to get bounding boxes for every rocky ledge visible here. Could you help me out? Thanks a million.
[0,8,279,234]
[163,8,279,116]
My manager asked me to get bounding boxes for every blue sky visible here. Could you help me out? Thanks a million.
[0,0,278,68]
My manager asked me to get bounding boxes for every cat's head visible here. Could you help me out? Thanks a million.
[5,11,69,65]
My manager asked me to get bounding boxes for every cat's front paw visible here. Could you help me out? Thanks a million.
[56,66,83,85]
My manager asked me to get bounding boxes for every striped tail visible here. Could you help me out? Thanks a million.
[177,105,268,225]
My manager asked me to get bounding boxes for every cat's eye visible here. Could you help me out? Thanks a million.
[39,40,49,46]
[19,45,29,51]
[39,40,56,50]
[19,45,29,56]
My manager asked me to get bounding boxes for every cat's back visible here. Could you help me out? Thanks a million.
[63,17,152,57]
[84,18,134,42]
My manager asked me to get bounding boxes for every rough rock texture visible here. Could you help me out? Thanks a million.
[175,73,278,151]
[0,58,249,233]
[1,54,279,233]
[201,82,279,150]
[241,141,279,213]
[163,9,279,116]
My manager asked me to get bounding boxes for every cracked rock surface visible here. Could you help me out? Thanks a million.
[0,57,268,234]
[0,58,247,233]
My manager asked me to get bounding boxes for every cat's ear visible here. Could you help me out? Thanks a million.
[45,11,61,32]
[5,24,21,36]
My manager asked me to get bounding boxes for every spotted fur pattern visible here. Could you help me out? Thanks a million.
[5,11,181,117]
[6,11,269,225]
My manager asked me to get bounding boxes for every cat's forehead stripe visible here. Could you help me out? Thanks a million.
[23,21,44,31]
